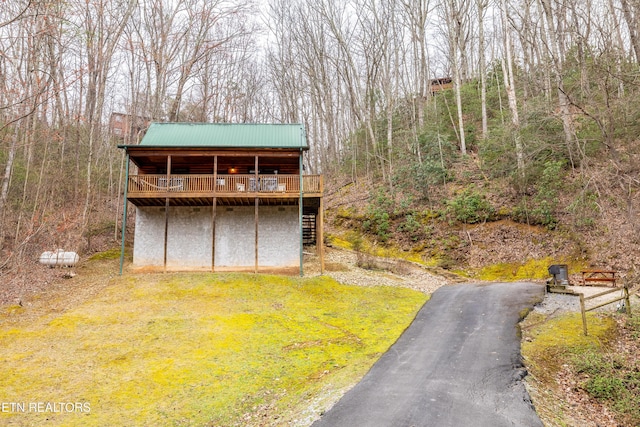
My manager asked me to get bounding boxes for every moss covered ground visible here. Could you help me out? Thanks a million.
[476,257,586,281]
[522,312,616,377]
[0,269,427,426]
[521,310,633,425]
[327,233,438,266]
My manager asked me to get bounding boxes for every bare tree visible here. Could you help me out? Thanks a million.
[399,0,433,131]
[441,0,470,154]
[620,0,640,62]
[76,0,136,222]
[500,0,524,174]
[399,0,434,166]
[538,0,578,166]
[167,0,256,121]
[0,1,56,233]
[477,0,488,139]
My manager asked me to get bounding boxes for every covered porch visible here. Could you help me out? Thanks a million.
[118,123,324,276]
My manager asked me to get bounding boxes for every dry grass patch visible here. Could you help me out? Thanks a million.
[0,270,427,426]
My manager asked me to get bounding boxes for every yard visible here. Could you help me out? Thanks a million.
[0,255,427,426]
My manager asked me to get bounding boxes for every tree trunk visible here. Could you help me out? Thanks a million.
[445,0,467,154]
[539,0,577,166]
[453,65,466,155]
[621,0,640,62]
[501,0,523,174]
[0,132,17,221]
[477,0,488,139]
[82,0,137,222]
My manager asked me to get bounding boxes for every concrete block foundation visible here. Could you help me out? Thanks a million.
[132,205,300,271]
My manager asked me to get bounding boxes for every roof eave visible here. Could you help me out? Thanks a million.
[118,145,309,151]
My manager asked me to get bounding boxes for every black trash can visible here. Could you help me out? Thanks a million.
[548,264,569,286]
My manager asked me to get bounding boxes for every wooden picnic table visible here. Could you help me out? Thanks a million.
[581,269,617,287]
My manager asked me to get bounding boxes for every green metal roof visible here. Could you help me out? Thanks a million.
[135,123,308,149]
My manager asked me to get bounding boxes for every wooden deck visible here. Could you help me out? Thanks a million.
[126,174,322,206]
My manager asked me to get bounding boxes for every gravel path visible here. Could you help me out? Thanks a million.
[534,285,634,316]
[306,247,638,315]
[305,247,449,294]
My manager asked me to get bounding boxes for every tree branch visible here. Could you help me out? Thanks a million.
[0,0,33,29]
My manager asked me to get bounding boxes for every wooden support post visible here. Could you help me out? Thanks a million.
[211,197,216,272]
[212,156,217,273]
[255,155,259,274]
[213,156,218,196]
[119,152,130,275]
[255,197,259,274]
[318,194,325,275]
[579,287,632,336]
[624,286,631,316]
[299,151,304,277]
[164,155,171,273]
[254,155,259,194]
[580,293,588,336]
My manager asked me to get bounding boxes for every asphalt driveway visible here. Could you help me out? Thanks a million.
[311,282,545,427]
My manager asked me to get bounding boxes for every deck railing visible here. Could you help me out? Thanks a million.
[127,174,322,197]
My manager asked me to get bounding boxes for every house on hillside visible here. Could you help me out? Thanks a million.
[118,123,324,274]
[109,112,152,141]
[430,77,452,94]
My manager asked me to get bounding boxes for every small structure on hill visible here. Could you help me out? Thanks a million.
[118,122,324,275]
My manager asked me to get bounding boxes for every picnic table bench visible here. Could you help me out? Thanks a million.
[581,269,617,287]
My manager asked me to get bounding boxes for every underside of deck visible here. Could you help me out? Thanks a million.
[127,195,321,208]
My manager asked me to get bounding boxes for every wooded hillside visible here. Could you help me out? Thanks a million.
[1,0,640,286]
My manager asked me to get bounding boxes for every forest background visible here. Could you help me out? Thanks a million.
[1,0,640,286]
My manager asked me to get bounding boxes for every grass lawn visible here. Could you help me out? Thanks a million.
[0,267,427,426]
